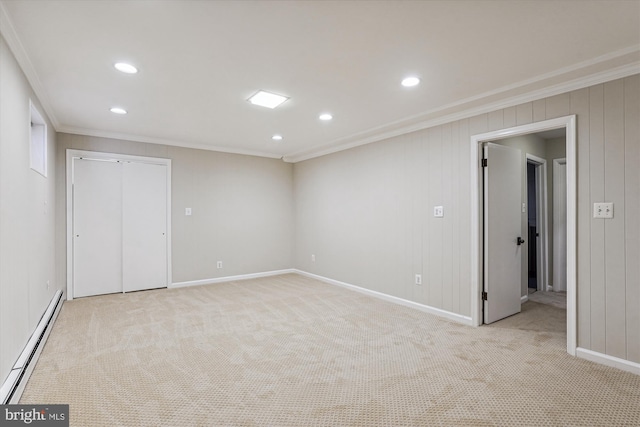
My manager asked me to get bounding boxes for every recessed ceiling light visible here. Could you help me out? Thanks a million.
[110,107,127,115]
[248,90,289,109]
[319,113,333,121]
[401,76,420,87]
[114,62,138,74]
[272,134,283,141]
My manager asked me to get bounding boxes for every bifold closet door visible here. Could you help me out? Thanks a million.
[122,162,168,292]
[73,159,123,298]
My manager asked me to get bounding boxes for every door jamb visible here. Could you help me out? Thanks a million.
[470,115,576,356]
[525,153,549,293]
[553,158,568,292]
[65,149,172,301]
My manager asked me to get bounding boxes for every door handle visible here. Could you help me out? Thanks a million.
[517,237,525,246]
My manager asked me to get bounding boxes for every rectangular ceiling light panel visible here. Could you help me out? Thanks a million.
[248,90,288,109]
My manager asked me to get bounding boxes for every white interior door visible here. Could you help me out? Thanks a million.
[122,162,168,292]
[553,159,567,292]
[73,159,122,298]
[483,143,522,324]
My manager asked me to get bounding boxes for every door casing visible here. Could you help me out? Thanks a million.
[470,115,576,356]
[526,153,549,293]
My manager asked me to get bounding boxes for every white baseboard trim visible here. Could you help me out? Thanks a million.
[294,270,473,326]
[171,269,296,288]
[576,347,640,376]
[1,290,64,404]
[521,295,529,303]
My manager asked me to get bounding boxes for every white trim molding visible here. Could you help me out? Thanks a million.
[284,55,639,163]
[470,116,577,357]
[0,291,64,404]
[525,153,550,293]
[171,269,296,288]
[295,270,473,326]
[576,348,640,376]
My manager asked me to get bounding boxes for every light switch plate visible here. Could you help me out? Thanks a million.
[434,206,444,217]
[593,202,613,219]
[185,207,192,216]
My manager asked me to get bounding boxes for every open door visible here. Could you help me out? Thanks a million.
[483,143,523,324]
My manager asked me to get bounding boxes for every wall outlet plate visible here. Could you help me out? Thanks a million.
[593,202,613,219]
[415,274,422,285]
[185,207,192,216]
[434,206,444,217]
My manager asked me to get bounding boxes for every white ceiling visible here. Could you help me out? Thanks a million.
[1,1,638,162]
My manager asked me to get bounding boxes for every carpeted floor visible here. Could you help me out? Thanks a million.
[528,290,567,310]
[20,274,640,426]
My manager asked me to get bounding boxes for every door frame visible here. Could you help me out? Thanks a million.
[66,149,172,301]
[525,153,549,293]
[470,115,576,356]
[553,158,568,292]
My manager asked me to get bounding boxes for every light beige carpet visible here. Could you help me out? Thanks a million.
[528,290,567,310]
[21,274,639,426]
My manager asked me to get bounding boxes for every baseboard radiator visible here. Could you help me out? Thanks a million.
[0,290,64,404]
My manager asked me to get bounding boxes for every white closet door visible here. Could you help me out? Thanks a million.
[73,159,122,298]
[122,162,168,292]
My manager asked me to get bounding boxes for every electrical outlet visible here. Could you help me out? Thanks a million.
[217,261,222,269]
[185,207,192,216]
[593,202,613,219]
[311,254,316,262]
[415,274,422,285]
[433,206,444,218]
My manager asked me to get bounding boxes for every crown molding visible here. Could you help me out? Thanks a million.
[2,0,637,164]
[58,126,284,160]
[283,50,639,163]
[0,1,60,129]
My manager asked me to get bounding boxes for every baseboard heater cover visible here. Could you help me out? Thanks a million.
[0,290,64,404]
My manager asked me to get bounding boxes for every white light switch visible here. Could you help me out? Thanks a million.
[185,208,192,216]
[434,206,444,217]
[593,202,613,219]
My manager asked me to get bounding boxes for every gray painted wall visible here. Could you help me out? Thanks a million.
[56,133,294,286]
[0,35,58,383]
[294,75,640,364]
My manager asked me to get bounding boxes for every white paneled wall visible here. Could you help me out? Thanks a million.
[0,36,57,385]
[294,75,640,364]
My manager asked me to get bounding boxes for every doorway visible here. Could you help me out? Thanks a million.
[66,150,173,300]
[525,154,549,295]
[470,115,577,356]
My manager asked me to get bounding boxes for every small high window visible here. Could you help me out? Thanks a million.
[30,101,47,177]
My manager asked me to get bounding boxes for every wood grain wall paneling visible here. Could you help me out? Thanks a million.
[533,99,546,123]
[503,106,517,128]
[451,120,461,315]
[603,80,626,359]
[572,87,591,349]
[516,103,533,126]
[426,126,443,308]
[442,123,454,312]
[458,118,472,317]
[588,84,606,354]
[488,110,504,132]
[623,75,640,363]
[546,93,571,119]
